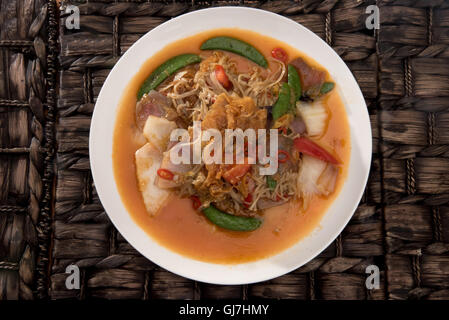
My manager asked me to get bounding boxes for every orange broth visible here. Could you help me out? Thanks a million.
[113,28,351,264]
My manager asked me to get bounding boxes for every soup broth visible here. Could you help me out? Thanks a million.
[113,28,351,264]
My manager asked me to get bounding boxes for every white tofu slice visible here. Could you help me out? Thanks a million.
[135,142,171,215]
[143,115,177,152]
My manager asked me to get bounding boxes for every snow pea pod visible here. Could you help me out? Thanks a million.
[272,83,292,121]
[202,205,262,231]
[200,36,268,68]
[288,64,302,101]
[137,54,201,99]
[320,82,335,95]
[266,176,277,190]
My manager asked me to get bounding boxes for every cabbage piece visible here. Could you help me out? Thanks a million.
[297,155,338,209]
[296,100,328,137]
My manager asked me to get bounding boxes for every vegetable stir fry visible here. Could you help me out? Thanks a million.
[134,36,339,232]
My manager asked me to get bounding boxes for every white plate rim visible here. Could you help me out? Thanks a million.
[89,6,372,285]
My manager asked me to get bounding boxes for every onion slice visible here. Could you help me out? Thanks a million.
[290,116,306,134]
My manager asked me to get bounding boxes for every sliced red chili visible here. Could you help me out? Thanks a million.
[277,150,290,163]
[276,193,290,202]
[243,193,253,208]
[293,137,339,164]
[271,47,288,63]
[190,196,201,210]
[157,168,174,180]
[278,127,287,135]
[223,161,252,185]
[214,65,231,89]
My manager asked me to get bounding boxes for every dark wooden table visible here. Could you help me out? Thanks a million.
[1,0,449,300]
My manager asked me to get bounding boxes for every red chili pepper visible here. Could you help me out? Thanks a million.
[277,150,290,163]
[276,193,290,202]
[190,196,201,210]
[157,168,174,180]
[293,137,339,164]
[214,65,231,89]
[271,47,288,63]
[243,193,253,208]
[222,161,252,185]
[278,127,287,135]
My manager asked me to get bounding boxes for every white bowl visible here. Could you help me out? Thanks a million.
[90,7,371,285]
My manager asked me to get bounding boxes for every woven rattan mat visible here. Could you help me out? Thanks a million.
[1,0,449,300]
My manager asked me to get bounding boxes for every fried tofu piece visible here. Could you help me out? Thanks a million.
[202,93,267,131]
[225,96,267,130]
[202,94,229,131]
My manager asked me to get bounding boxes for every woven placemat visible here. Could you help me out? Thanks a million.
[0,0,56,299]
[1,0,448,300]
[51,0,381,300]
[378,0,449,300]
